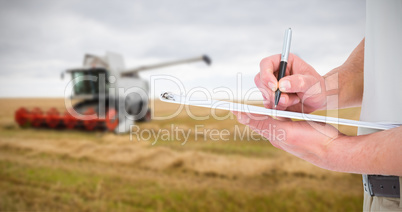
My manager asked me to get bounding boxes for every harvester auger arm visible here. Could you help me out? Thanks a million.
[15,53,211,132]
[121,55,211,77]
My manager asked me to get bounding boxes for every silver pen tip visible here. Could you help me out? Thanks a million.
[274,105,277,109]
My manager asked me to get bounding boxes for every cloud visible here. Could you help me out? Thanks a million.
[0,0,365,97]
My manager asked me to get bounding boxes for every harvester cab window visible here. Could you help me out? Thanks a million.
[71,69,108,96]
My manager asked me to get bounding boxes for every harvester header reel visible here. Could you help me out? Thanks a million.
[15,107,119,131]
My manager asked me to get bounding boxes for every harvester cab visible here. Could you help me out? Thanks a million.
[15,52,211,133]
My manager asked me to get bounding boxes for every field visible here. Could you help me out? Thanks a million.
[0,98,363,211]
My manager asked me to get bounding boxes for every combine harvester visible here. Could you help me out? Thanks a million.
[15,52,211,133]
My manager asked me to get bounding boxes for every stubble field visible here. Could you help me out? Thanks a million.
[0,98,363,211]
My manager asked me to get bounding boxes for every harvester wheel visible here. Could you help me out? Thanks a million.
[15,107,30,127]
[145,108,151,121]
[105,108,119,131]
[83,108,98,130]
[137,108,151,122]
[46,108,60,128]
[31,108,44,127]
[64,112,78,129]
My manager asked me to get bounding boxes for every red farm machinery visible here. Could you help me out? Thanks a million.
[15,52,211,133]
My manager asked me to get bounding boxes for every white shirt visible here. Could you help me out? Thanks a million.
[358,0,402,135]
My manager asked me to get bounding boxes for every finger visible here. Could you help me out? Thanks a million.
[259,54,281,91]
[269,92,299,110]
[286,103,303,113]
[231,110,249,123]
[249,125,285,150]
[272,114,291,122]
[279,74,318,93]
[235,112,291,150]
[237,112,293,144]
[277,93,300,108]
[273,94,287,111]
[254,74,273,107]
[262,96,270,108]
[260,53,304,92]
[231,110,239,116]
[254,74,271,96]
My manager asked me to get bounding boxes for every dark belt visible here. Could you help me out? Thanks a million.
[363,175,400,198]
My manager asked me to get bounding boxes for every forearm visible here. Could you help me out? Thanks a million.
[323,39,365,109]
[327,126,402,175]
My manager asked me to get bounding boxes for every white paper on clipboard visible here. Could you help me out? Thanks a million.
[159,92,400,130]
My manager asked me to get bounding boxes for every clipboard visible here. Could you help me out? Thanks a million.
[159,92,400,130]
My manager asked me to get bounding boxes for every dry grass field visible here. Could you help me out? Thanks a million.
[0,98,363,211]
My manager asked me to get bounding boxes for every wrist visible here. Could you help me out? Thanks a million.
[324,63,363,109]
[322,134,365,173]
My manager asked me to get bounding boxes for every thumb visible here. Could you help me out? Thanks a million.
[279,74,318,93]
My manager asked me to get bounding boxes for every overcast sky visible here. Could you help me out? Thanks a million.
[0,0,365,98]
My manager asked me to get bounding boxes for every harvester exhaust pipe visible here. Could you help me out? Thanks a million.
[121,55,211,77]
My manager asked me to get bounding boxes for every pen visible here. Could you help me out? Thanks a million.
[274,28,292,109]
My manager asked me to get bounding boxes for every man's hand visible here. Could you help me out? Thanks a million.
[233,111,351,171]
[257,53,326,113]
[234,110,402,175]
